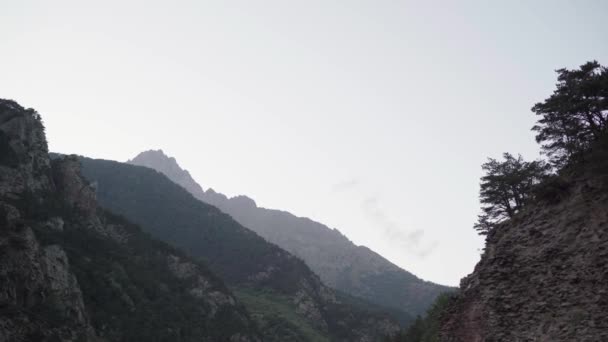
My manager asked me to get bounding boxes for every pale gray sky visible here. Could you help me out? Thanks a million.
[2,0,606,286]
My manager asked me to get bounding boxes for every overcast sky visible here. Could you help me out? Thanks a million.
[2,0,607,286]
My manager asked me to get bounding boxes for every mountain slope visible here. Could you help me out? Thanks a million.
[79,156,402,341]
[0,99,259,341]
[129,149,451,316]
[440,140,608,341]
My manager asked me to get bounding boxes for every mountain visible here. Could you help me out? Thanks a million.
[129,149,451,317]
[0,99,259,341]
[78,156,402,341]
[440,139,608,341]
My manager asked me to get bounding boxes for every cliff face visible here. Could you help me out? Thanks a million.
[0,100,95,341]
[0,99,260,341]
[441,150,608,341]
[129,150,450,318]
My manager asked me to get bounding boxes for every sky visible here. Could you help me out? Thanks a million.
[1,0,607,286]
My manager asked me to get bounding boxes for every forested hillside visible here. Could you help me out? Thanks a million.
[129,149,451,317]
[79,156,403,341]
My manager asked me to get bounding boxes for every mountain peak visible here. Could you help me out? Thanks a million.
[129,149,205,196]
[231,195,257,209]
[129,149,170,162]
[131,149,452,317]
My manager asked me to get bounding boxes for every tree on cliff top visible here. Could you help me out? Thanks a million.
[474,153,550,235]
[532,61,608,167]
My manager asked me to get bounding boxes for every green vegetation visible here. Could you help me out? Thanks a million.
[129,149,450,319]
[386,293,453,342]
[235,288,330,342]
[532,61,608,167]
[79,157,317,292]
[332,289,414,327]
[237,287,411,342]
[32,207,258,342]
[474,153,550,235]
[78,156,402,341]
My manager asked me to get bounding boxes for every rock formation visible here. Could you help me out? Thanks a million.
[440,145,608,341]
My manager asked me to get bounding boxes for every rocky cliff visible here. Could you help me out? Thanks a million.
[129,149,450,318]
[0,99,260,341]
[0,100,96,341]
[440,144,608,341]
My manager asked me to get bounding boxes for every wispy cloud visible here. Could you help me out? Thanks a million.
[361,195,437,259]
[332,179,437,258]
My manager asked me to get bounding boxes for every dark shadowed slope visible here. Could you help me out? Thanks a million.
[129,149,452,316]
[0,99,259,342]
[79,156,403,341]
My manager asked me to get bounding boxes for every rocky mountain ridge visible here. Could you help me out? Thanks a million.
[80,155,401,341]
[129,149,451,317]
[0,99,260,341]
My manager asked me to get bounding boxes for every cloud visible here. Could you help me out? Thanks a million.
[360,195,436,259]
[416,241,439,258]
[334,182,437,259]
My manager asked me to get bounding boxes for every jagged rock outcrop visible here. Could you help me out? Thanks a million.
[129,149,450,318]
[0,99,97,341]
[0,99,260,341]
[440,149,608,341]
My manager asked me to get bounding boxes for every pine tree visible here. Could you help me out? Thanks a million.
[474,153,550,235]
[532,61,608,166]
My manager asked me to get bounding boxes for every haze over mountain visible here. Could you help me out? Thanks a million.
[79,153,403,341]
[5,1,607,287]
[129,149,451,317]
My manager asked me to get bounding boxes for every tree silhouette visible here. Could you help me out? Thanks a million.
[532,61,608,166]
[474,153,550,235]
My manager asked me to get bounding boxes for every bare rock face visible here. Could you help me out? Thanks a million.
[294,288,330,333]
[0,226,95,342]
[52,155,98,217]
[441,164,608,341]
[0,99,96,341]
[167,254,237,315]
[0,100,53,198]
[51,156,132,243]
